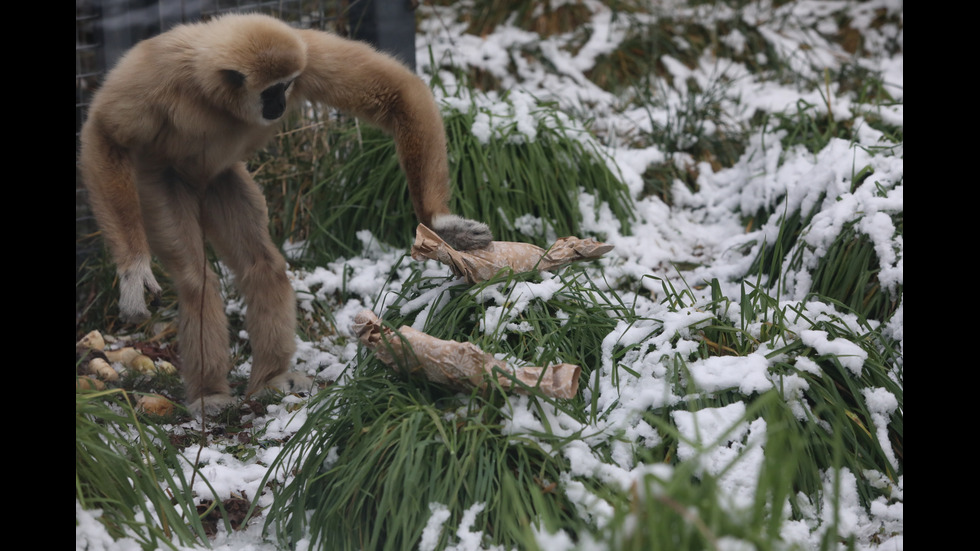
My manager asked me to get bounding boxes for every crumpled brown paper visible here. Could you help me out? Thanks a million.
[353,310,580,399]
[411,224,614,284]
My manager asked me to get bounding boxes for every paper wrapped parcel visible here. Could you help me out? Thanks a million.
[411,224,614,284]
[353,310,581,399]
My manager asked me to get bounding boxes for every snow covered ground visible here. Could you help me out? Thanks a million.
[77,1,903,549]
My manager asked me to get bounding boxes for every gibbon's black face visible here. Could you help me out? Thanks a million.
[260,79,293,121]
[219,69,296,124]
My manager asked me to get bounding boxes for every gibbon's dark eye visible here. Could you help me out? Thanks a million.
[260,82,289,120]
[221,69,246,88]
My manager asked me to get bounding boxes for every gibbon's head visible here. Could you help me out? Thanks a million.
[194,13,307,125]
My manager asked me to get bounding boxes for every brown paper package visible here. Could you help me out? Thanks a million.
[411,224,614,284]
[353,310,580,399]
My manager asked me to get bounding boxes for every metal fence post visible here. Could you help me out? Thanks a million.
[347,0,417,72]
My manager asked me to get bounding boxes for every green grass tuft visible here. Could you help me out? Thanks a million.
[76,388,213,549]
[262,359,586,550]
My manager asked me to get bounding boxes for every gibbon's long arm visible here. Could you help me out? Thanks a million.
[294,30,447,223]
[79,119,163,323]
[294,30,491,249]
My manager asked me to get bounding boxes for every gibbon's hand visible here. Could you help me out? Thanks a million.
[117,259,163,323]
[430,214,493,250]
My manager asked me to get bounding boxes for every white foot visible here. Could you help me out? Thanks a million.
[118,258,163,323]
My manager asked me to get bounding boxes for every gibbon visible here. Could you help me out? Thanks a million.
[79,12,492,415]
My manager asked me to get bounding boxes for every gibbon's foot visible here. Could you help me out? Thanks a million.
[118,261,163,323]
[430,214,493,250]
[186,393,238,417]
[249,372,314,399]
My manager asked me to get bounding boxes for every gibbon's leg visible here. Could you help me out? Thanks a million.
[79,129,162,322]
[136,167,236,414]
[203,164,311,399]
[294,29,492,250]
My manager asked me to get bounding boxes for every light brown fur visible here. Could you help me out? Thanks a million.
[79,13,491,414]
